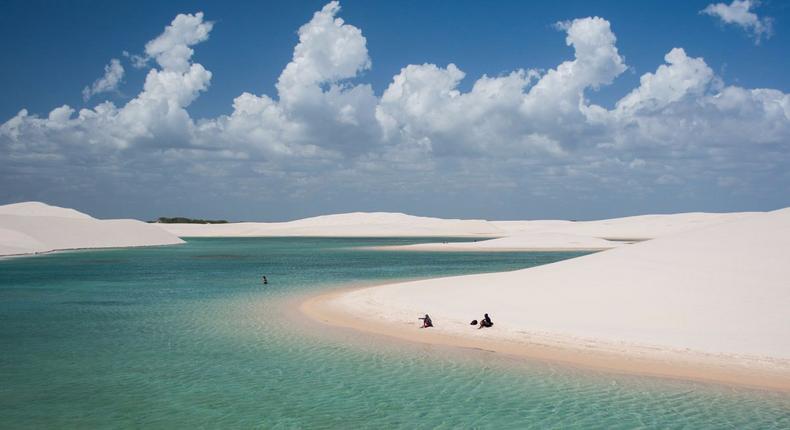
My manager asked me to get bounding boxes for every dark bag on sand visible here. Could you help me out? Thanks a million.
[470,320,478,325]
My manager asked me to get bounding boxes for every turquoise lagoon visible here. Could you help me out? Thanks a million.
[1,237,788,428]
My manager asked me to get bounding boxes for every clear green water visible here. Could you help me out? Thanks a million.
[1,237,788,429]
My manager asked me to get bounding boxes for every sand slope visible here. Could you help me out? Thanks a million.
[0,201,94,220]
[0,202,184,257]
[331,208,790,360]
[492,212,758,240]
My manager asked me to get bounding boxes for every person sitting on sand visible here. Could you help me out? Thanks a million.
[478,313,493,329]
[418,314,433,328]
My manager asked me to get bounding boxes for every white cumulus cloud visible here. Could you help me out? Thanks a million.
[701,0,773,44]
[199,1,379,158]
[1,2,789,218]
[82,58,125,101]
[615,48,716,115]
[144,12,213,73]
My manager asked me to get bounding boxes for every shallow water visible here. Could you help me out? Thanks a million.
[0,237,788,428]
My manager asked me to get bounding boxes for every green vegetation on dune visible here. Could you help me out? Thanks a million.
[151,217,229,224]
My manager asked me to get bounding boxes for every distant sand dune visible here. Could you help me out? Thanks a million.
[0,201,94,220]
[157,210,756,245]
[0,202,184,257]
[367,232,626,251]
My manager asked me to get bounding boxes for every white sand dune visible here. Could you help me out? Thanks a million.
[0,201,94,219]
[158,210,755,244]
[363,212,757,251]
[491,212,758,240]
[329,208,790,361]
[0,202,184,257]
[158,212,503,237]
[372,232,625,251]
[373,212,756,251]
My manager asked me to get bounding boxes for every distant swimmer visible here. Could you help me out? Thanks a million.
[418,314,433,328]
[262,276,268,285]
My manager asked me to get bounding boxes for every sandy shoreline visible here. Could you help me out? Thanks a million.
[359,245,614,252]
[357,232,631,252]
[296,207,790,394]
[300,286,790,392]
[0,242,184,260]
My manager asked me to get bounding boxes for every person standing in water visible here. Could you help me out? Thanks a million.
[262,276,268,285]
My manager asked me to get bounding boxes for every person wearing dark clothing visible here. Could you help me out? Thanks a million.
[478,313,493,329]
[418,314,433,328]
[262,276,268,285]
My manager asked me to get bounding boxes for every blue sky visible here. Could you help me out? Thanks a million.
[1,0,788,220]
